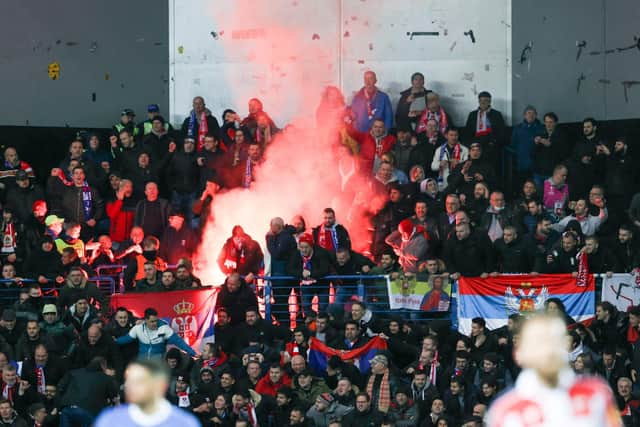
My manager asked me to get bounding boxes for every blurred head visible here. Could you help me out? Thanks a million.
[115,308,129,327]
[363,71,377,89]
[524,106,537,123]
[269,365,283,383]
[125,360,169,407]
[445,195,460,215]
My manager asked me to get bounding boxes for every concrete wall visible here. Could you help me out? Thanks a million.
[0,1,169,128]
[511,0,640,124]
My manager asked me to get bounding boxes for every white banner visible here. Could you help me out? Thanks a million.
[601,273,640,312]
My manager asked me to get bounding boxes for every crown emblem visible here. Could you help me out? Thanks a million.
[520,282,532,289]
[173,300,194,315]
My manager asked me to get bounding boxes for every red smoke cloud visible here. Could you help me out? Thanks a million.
[194,3,380,284]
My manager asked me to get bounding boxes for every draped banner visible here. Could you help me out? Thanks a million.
[387,274,451,311]
[308,336,388,375]
[601,273,640,312]
[457,274,595,335]
[110,288,217,351]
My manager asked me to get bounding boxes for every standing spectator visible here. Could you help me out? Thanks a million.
[385,219,428,274]
[464,91,506,172]
[138,104,173,138]
[609,224,637,272]
[135,262,163,293]
[141,116,173,161]
[166,137,199,226]
[115,307,196,359]
[543,164,569,215]
[214,274,258,326]
[416,93,453,138]
[602,137,636,225]
[447,143,496,199]
[366,354,397,414]
[346,119,396,177]
[0,147,35,203]
[57,267,104,314]
[532,112,569,188]
[430,128,469,192]
[510,105,544,186]
[541,231,580,274]
[351,71,393,132]
[134,182,169,239]
[104,308,137,366]
[181,96,221,150]
[60,167,104,240]
[342,392,383,427]
[312,208,351,253]
[105,179,136,245]
[217,226,264,281]
[551,198,607,236]
[478,191,519,242]
[71,324,123,377]
[493,226,534,273]
[396,72,430,131]
[158,209,197,265]
[5,170,44,224]
[443,224,495,279]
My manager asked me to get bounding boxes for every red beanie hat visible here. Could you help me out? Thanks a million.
[398,219,415,235]
[298,233,314,246]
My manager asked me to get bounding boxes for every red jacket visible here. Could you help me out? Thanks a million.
[346,126,396,175]
[254,372,291,397]
[106,199,135,243]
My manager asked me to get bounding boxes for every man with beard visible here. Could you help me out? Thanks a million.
[464,91,506,172]
[551,198,607,237]
[601,137,635,225]
[312,208,351,254]
[447,142,495,199]
[608,224,638,272]
[541,230,580,274]
[159,209,197,265]
[214,274,259,326]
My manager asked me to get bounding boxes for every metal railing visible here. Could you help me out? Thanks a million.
[256,274,453,327]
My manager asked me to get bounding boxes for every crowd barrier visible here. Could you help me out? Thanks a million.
[0,276,116,308]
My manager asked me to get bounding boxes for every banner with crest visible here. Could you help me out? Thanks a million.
[387,274,451,311]
[457,274,595,335]
[110,288,217,351]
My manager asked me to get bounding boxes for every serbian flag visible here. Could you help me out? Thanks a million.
[457,274,595,335]
[308,336,387,375]
[110,288,217,351]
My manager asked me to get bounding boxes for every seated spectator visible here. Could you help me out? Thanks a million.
[617,377,640,426]
[595,347,629,390]
[421,398,446,427]
[13,284,43,321]
[135,261,163,292]
[0,398,28,427]
[160,270,177,291]
[0,309,22,353]
[333,377,357,408]
[342,392,383,427]
[217,226,264,282]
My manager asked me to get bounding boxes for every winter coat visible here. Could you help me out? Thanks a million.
[214,279,259,326]
[351,87,394,132]
[60,184,104,224]
[511,119,544,172]
[306,401,353,427]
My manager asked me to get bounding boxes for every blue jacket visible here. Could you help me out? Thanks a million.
[116,320,196,359]
[511,119,544,172]
[351,88,394,132]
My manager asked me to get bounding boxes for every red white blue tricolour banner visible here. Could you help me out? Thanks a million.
[110,288,217,351]
[457,274,595,335]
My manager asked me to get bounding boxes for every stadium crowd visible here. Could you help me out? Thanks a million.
[0,69,638,426]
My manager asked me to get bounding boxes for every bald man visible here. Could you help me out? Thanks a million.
[487,315,622,427]
[266,216,298,322]
[350,71,393,132]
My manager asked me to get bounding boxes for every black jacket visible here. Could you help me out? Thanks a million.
[464,108,506,149]
[493,235,535,273]
[214,279,259,326]
[57,366,119,416]
[71,332,124,376]
[342,407,385,427]
[287,245,335,280]
[5,184,45,224]
[166,151,200,194]
[61,184,104,224]
[443,231,495,276]
[312,224,351,251]
[159,226,197,265]
[533,127,570,176]
[180,112,221,140]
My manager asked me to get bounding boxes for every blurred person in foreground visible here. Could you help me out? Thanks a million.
[486,314,622,427]
[95,359,199,427]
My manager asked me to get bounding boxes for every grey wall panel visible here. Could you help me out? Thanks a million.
[0,1,169,128]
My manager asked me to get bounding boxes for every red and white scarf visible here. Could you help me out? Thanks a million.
[475,109,492,136]
[1,222,16,254]
[430,351,439,386]
[36,366,46,394]
[576,251,589,287]
[416,107,449,135]
[364,88,378,121]
[317,225,338,252]
[177,390,191,408]
[197,111,208,151]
